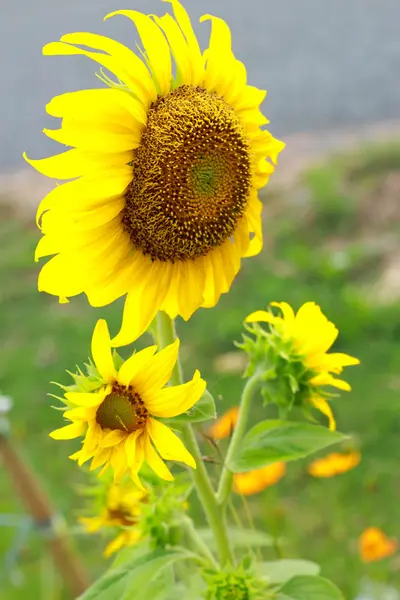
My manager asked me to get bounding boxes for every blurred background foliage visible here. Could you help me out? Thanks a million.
[1,143,399,599]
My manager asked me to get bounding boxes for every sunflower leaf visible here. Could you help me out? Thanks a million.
[276,575,344,599]
[228,420,346,472]
[77,549,196,600]
[257,559,320,585]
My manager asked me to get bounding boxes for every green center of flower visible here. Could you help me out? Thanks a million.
[122,85,252,263]
[96,384,148,433]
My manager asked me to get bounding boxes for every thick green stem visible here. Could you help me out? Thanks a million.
[216,373,263,505]
[156,311,233,566]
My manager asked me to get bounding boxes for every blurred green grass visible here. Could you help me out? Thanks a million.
[1,143,400,599]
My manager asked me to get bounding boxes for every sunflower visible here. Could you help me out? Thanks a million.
[50,320,206,485]
[80,481,146,557]
[24,1,284,346]
[308,451,361,478]
[245,301,360,429]
[233,463,286,496]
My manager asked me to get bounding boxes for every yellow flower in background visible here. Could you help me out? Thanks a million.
[80,481,146,557]
[25,1,284,347]
[359,527,397,563]
[233,463,286,495]
[308,451,361,478]
[209,406,239,440]
[50,320,206,486]
[245,301,360,430]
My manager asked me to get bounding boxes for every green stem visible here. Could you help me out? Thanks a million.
[155,311,233,566]
[182,517,218,568]
[216,373,263,506]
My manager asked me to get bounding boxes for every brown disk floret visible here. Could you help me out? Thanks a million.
[122,85,252,263]
[96,383,148,433]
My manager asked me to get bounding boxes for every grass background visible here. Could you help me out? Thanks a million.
[1,144,399,599]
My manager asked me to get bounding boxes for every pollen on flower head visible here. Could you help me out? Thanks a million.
[122,85,252,263]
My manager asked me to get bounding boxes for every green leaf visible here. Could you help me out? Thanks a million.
[228,420,346,472]
[198,527,274,549]
[166,389,216,423]
[277,575,344,600]
[257,560,320,585]
[78,549,193,600]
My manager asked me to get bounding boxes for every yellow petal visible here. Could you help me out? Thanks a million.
[91,320,117,382]
[245,310,276,324]
[47,88,146,128]
[105,11,172,96]
[65,389,109,408]
[36,168,132,225]
[146,370,206,418]
[110,445,128,482]
[38,254,84,299]
[200,15,236,98]
[134,339,180,398]
[147,418,196,469]
[270,302,296,325]
[124,431,141,470]
[43,39,154,106]
[63,407,96,421]
[165,0,204,85]
[244,195,263,258]
[90,447,112,471]
[306,352,360,372]
[117,346,158,387]
[223,59,248,107]
[293,302,338,356]
[85,252,144,308]
[25,148,133,181]
[104,532,132,558]
[111,260,172,348]
[311,396,337,431]
[310,373,351,392]
[49,422,85,440]
[43,121,140,153]
[61,31,157,102]
[153,13,191,85]
[143,433,174,481]
[99,430,126,448]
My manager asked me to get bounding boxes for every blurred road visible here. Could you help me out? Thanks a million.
[1,0,400,171]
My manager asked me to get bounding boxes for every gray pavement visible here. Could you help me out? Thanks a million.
[1,0,400,172]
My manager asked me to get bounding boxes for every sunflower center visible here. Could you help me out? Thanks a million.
[122,85,252,262]
[96,384,148,433]
[107,507,136,526]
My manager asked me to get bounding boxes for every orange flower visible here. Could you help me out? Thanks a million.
[233,463,286,495]
[209,407,239,440]
[308,451,361,478]
[359,527,397,563]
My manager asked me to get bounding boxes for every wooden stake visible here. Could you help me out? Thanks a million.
[0,434,89,598]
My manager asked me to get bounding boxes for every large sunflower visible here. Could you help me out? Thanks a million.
[50,320,206,485]
[25,1,284,346]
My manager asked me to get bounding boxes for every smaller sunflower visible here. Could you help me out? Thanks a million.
[308,451,361,478]
[359,527,397,563]
[209,406,239,440]
[233,463,286,496]
[50,319,206,485]
[80,481,146,557]
[244,301,360,429]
